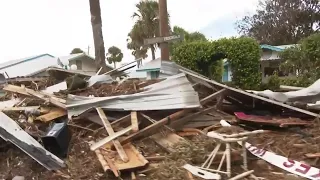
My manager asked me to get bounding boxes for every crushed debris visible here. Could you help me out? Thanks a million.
[1,64,320,180]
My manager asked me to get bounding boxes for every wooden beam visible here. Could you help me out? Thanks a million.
[170,106,216,130]
[36,108,67,122]
[180,69,320,118]
[200,89,226,105]
[90,125,133,151]
[96,108,129,162]
[131,111,139,132]
[119,92,220,145]
[3,84,66,109]
[111,114,131,127]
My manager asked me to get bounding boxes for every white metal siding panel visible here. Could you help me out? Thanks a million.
[0,56,57,77]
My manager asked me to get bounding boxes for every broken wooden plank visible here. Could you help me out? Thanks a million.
[97,143,148,172]
[200,89,226,105]
[1,106,40,112]
[150,132,186,153]
[305,153,320,158]
[131,111,139,132]
[36,108,67,122]
[170,106,216,130]
[90,141,120,177]
[0,112,65,170]
[119,92,219,146]
[96,107,129,162]
[3,84,66,109]
[91,125,133,151]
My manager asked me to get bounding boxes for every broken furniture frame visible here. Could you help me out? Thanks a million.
[197,129,264,178]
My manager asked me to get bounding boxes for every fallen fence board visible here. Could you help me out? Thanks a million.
[0,112,65,170]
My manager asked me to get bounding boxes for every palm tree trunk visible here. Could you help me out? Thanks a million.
[114,62,116,69]
[89,0,107,72]
[150,45,156,60]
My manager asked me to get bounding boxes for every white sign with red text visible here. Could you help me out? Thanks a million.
[219,120,320,180]
[245,142,320,180]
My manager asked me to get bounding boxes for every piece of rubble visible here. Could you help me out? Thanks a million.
[12,176,25,180]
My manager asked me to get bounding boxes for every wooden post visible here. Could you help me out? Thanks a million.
[159,0,170,60]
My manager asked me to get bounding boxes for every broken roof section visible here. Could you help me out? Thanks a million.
[66,73,200,118]
[0,54,57,78]
[0,112,65,170]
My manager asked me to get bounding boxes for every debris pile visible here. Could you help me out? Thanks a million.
[1,67,320,180]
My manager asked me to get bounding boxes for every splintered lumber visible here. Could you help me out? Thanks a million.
[1,106,40,112]
[119,92,221,145]
[170,106,217,130]
[36,108,67,122]
[131,111,139,132]
[90,141,120,177]
[95,108,129,162]
[141,113,185,152]
[305,153,320,158]
[91,125,133,151]
[151,132,186,153]
[97,143,148,172]
[3,84,66,109]
[200,89,226,105]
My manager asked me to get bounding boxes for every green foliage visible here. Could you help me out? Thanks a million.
[127,0,170,60]
[262,73,280,91]
[70,48,84,54]
[172,37,261,89]
[172,41,222,80]
[279,74,316,87]
[169,26,207,55]
[106,46,123,68]
[280,33,320,86]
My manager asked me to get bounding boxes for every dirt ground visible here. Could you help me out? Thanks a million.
[1,121,317,180]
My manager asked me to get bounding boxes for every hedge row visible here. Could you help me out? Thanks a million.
[172,37,261,89]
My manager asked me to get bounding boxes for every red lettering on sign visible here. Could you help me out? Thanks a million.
[295,163,311,174]
[283,159,295,168]
[247,145,254,151]
[311,170,320,178]
[254,149,266,157]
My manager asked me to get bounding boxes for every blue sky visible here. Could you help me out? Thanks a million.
[0,0,258,66]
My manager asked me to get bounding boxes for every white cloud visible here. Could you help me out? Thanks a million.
[0,0,258,66]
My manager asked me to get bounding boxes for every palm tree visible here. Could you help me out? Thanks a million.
[89,0,107,71]
[127,0,170,60]
[106,46,123,68]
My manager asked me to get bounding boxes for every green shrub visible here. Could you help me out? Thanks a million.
[172,37,261,89]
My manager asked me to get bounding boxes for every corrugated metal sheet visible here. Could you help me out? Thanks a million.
[66,73,200,118]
